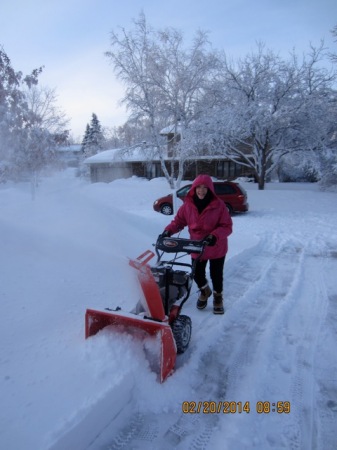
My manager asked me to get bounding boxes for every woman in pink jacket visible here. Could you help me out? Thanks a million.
[162,174,233,314]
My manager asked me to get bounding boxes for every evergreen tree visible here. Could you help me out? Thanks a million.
[81,123,91,154]
[81,113,105,157]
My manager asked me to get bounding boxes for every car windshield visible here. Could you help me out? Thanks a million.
[176,185,191,198]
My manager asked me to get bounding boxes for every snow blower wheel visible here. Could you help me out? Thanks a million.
[171,314,192,354]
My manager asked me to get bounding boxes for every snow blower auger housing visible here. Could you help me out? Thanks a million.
[85,236,206,382]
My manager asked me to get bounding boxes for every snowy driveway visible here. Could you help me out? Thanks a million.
[1,174,337,450]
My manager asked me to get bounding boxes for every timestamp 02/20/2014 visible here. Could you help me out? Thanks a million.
[181,401,291,414]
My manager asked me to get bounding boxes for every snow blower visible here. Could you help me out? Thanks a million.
[85,236,206,382]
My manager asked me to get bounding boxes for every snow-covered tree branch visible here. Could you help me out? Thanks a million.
[1,47,70,186]
[188,43,337,189]
[105,12,218,188]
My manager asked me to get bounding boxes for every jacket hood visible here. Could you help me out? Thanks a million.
[188,174,216,198]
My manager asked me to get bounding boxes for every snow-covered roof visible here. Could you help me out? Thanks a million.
[84,146,231,165]
[84,149,119,164]
[160,124,182,135]
[84,146,161,164]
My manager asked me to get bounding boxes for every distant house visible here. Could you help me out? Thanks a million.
[84,124,252,183]
[84,146,249,183]
[83,146,156,183]
[57,144,83,167]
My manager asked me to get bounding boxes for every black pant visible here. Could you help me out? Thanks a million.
[193,256,225,293]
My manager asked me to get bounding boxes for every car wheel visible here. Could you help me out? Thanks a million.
[226,203,234,215]
[160,203,173,215]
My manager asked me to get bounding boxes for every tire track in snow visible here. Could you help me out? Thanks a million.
[280,255,328,450]
[84,235,332,450]
[310,255,337,450]
[191,235,305,393]
[88,236,305,449]
[206,237,330,449]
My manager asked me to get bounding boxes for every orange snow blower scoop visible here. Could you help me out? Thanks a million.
[85,249,177,383]
[85,236,206,383]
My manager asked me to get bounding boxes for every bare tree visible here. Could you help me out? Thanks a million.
[105,12,218,188]
[329,24,337,64]
[106,13,171,184]
[0,46,43,183]
[24,85,69,134]
[15,85,70,194]
[1,48,70,189]
[191,43,337,189]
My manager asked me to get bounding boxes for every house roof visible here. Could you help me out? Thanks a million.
[84,149,119,164]
[160,124,182,135]
[84,146,229,166]
[84,146,161,164]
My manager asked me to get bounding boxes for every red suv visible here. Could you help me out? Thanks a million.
[153,181,249,215]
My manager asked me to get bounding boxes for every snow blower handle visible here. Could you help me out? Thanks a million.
[155,235,207,256]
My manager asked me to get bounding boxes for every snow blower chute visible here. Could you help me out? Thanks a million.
[85,236,206,382]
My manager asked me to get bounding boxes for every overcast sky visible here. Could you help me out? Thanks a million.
[1,0,337,141]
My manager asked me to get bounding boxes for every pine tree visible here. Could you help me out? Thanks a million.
[81,123,91,155]
[81,113,105,157]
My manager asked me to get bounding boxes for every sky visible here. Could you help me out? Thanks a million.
[1,0,337,141]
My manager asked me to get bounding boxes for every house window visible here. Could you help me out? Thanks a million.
[145,162,162,179]
[216,161,241,179]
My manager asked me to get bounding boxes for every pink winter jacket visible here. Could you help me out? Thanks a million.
[165,175,233,260]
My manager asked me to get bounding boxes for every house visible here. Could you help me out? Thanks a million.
[57,144,83,167]
[84,123,253,183]
[84,145,249,183]
[83,146,154,183]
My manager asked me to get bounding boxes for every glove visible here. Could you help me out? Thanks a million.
[160,230,171,238]
[204,234,216,246]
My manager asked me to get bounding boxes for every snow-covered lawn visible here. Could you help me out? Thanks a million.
[1,170,337,450]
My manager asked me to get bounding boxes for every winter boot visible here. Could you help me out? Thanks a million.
[213,292,224,315]
[196,284,212,310]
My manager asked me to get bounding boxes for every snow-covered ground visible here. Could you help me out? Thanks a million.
[1,169,337,450]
